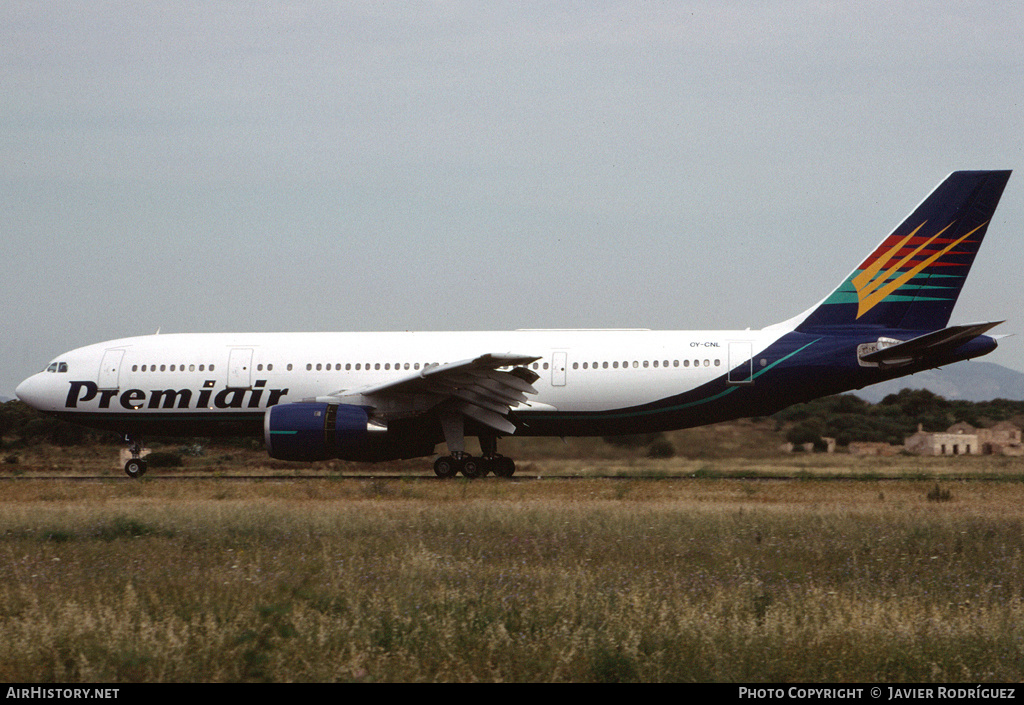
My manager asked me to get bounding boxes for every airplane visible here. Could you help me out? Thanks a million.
[15,170,1012,478]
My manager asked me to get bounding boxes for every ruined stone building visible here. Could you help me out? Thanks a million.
[904,421,1023,456]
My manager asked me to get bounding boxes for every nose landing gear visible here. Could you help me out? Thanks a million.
[123,435,148,478]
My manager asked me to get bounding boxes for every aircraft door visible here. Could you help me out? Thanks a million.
[98,349,125,390]
[552,352,567,387]
[228,348,254,389]
[727,342,754,384]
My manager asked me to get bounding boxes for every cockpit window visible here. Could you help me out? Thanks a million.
[45,362,69,373]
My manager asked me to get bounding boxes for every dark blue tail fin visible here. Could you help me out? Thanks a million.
[797,170,1011,332]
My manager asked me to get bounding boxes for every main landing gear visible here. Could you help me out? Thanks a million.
[433,452,516,479]
[433,428,516,479]
[123,434,148,479]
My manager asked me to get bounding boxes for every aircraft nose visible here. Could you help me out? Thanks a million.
[15,373,49,410]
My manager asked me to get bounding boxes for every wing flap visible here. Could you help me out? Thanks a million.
[458,402,518,435]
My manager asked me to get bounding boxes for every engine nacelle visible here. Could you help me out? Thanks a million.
[264,402,380,461]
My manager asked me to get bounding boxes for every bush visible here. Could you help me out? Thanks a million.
[178,443,206,457]
[602,433,665,448]
[145,451,183,468]
[785,420,823,446]
[927,484,952,502]
[647,439,676,459]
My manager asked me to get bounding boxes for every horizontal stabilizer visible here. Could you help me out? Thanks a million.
[858,321,1003,367]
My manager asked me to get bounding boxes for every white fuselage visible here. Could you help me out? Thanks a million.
[16,329,782,424]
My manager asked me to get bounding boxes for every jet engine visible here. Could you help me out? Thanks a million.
[264,402,382,461]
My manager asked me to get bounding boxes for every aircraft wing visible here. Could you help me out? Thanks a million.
[311,353,542,435]
[858,321,1003,367]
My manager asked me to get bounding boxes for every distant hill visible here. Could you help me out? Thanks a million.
[855,361,1024,403]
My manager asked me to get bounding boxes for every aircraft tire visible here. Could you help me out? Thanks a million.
[493,456,515,478]
[124,458,148,479]
[433,456,458,479]
[461,458,483,479]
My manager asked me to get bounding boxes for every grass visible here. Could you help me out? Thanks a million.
[0,476,1022,682]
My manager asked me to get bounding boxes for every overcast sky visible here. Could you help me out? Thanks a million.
[2,1,1022,397]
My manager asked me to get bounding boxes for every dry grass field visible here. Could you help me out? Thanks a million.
[1,444,1023,682]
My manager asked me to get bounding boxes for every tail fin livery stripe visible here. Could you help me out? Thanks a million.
[853,221,984,318]
[797,170,1011,331]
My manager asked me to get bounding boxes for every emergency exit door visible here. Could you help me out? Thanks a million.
[228,348,253,388]
[97,349,125,390]
[552,352,567,387]
[727,342,753,384]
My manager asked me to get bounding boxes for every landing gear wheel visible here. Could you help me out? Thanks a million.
[493,456,516,478]
[434,456,458,479]
[124,458,148,479]
[461,458,483,479]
